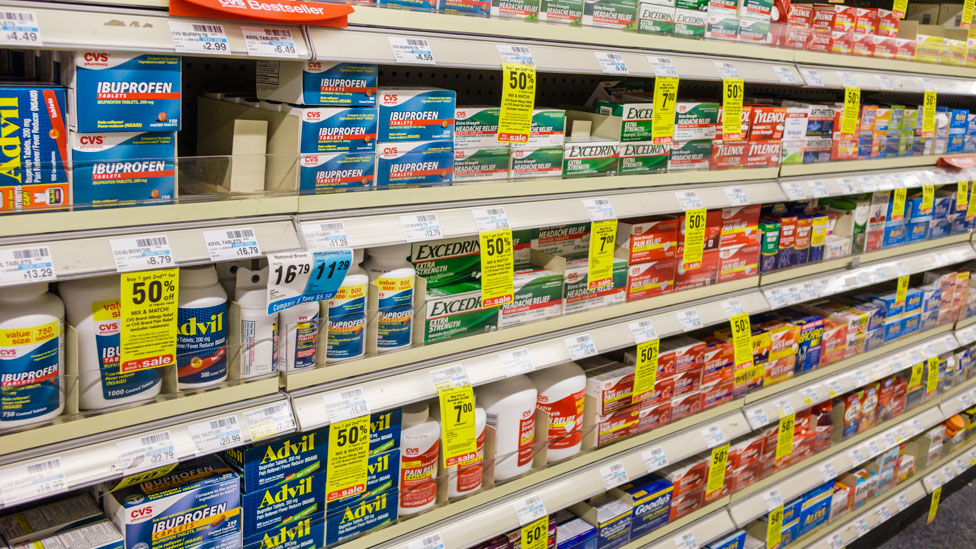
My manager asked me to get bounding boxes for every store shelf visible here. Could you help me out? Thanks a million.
[955,315,976,335]
[779,155,964,178]
[372,406,750,549]
[0,393,294,510]
[794,65,976,95]
[621,502,736,549]
[776,165,964,203]
[292,290,768,430]
[793,49,976,80]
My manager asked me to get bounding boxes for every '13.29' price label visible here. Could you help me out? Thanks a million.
[120,269,178,373]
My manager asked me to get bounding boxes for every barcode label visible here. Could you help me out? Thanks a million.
[500,348,534,377]
[762,489,783,511]
[513,494,547,525]
[111,235,174,272]
[745,407,769,429]
[390,37,435,65]
[676,309,703,332]
[242,25,299,58]
[629,319,658,344]
[323,387,370,423]
[116,430,176,475]
[204,227,261,261]
[564,334,597,360]
[245,401,296,441]
[781,181,807,200]
[642,447,669,472]
[800,68,825,87]
[673,530,698,549]
[169,21,230,54]
[896,494,910,511]
[675,190,702,210]
[497,44,535,66]
[0,11,34,20]
[819,461,836,481]
[302,221,349,249]
[713,60,740,79]
[0,246,55,285]
[595,51,629,74]
[724,186,749,206]
[401,213,443,242]
[700,425,725,448]
[430,364,469,391]
[0,457,66,505]
[188,414,243,454]
[13,248,47,259]
[407,533,446,549]
[648,56,678,78]
[583,198,616,221]
[600,461,629,489]
[137,237,166,248]
[473,207,510,232]
[0,10,41,46]
[192,23,222,33]
[772,65,801,85]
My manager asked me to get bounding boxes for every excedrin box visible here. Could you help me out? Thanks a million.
[377,88,455,142]
[70,131,176,208]
[421,282,498,344]
[590,103,654,142]
[292,107,378,154]
[411,231,533,287]
[256,61,377,107]
[562,137,619,178]
[638,2,676,33]
[0,86,69,210]
[104,456,241,549]
[63,52,181,132]
[375,140,454,188]
[299,152,375,194]
[619,141,670,174]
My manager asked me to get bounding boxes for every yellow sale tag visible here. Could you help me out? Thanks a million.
[841,87,860,137]
[811,216,828,247]
[892,188,907,221]
[958,181,969,212]
[633,339,660,403]
[479,228,514,308]
[497,63,536,144]
[909,363,923,390]
[896,275,910,306]
[120,269,178,373]
[922,184,935,214]
[960,272,971,284]
[730,313,753,369]
[923,91,937,137]
[968,181,976,219]
[111,463,178,491]
[767,505,784,549]
[439,385,478,467]
[681,208,707,270]
[652,77,679,144]
[325,415,370,502]
[892,0,907,17]
[928,486,941,523]
[722,79,745,140]
[776,413,795,461]
[706,443,730,497]
[964,0,975,27]
[522,516,549,549]
[927,357,940,395]
[587,220,617,290]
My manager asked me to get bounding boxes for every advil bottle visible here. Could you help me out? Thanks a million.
[177,266,228,389]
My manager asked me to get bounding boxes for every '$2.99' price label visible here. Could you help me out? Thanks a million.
[326,415,371,502]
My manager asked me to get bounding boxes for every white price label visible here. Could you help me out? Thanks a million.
[764,287,786,309]
[961,393,973,408]
[853,518,870,537]
[721,299,744,317]
[583,198,617,221]
[675,190,703,210]
[513,494,548,525]
[801,281,819,300]
[600,461,630,489]
[848,447,866,465]
[896,494,911,511]
[116,431,176,475]
[407,533,446,549]
[429,363,470,390]
[825,378,842,398]
[700,425,726,448]
[884,432,898,449]
[724,186,749,206]
[919,77,935,91]
[837,178,857,194]
[497,44,535,66]
[876,506,892,522]
[204,227,261,261]
[820,461,837,481]
[244,401,296,441]
[168,21,229,55]
[323,388,370,423]
[0,10,41,46]
[242,26,299,58]
[0,246,55,285]
[800,386,818,406]
[642,447,669,472]
[828,533,844,549]
[911,418,924,434]
[188,415,244,454]
[400,213,443,242]
[860,178,878,192]
[782,181,807,200]
[853,369,869,387]
[809,180,829,197]
[954,458,967,475]
[772,65,801,85]
[473,207,511,232]
[836,71,857,87]
[800,68,825,87]
[868,439,883,455]
[628,319,658,344]
[111,235,174,272]
[676,309,703,332]
[564,334,598,360]
[389,37,435,64]
[673,531,699,549]
[302,222,349,249]
[775,398,794,418]
[0,458,65,504]
[595,51,628,74]
[746,407,769,429]
[878,177,896,191]
[713,61,740,79]
[500,348,534,377]
[875,74,894,90]
[763,489,783,511]
[648,56,679,78]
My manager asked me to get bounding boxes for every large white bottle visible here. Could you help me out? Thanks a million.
[0,283,64,428]
[234,267,278,379]
[59,275,162,409]
[475,375,537,482]
[529,361,585,463]
[177,266,228,389]
[362,244,414,354]
[323,249,368,363]
[398,401,440,516]
[431,404,487,499]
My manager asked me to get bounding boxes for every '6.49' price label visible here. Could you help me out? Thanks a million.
[242,26,299,58]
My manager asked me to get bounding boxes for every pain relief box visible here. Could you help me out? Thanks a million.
[104,456,241,549]
[615,475,673,538]
[69,131,177,208]
[375,140,454,188]
[299,152,375,194]
[0,494,102,545]
[377,88,456,143]
[615,216,679,263]
[62,52,181,133]
[569,493,634,549]
[256,61,377,107]
[0,85,69,211]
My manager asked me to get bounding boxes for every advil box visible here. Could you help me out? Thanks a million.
[377,88,455,142]
[70,132,176,208]
[299,153,375,194]
[0,86,69,211]
[256,61,377,107]
[63,52,181,133]
[243,515,324,549]
[242,472,326,539]
[326,490,399,546]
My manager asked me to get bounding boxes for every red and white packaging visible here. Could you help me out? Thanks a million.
[659,336,707,376]
[638,399,672,433]
[588,404,640,448]
[626,259,676,301]
[616,216,679,263]
[669,489,705,521]
[820,320,848,365]
[701,337,734,385]
[718,243,759,283]
[716,105,752,140]
[743,140,782,168]
[645,375,675,405]
[830,4,855,32]
[763,355,796,384]
[670,390,703,421]
[677,210,722,250]
[730,434,765,470]
[584,359,636,416]
[537,387,585,451]
[792,429,817,462]
[701,379,734,409]
[853,7,877,35]
[719,205,761,247]
[710,140,748,170]
[808,30,832,51]
[831,30,853,53]
[661,458,708,497]
[811,4,834,32]
[851,32,874,56]
[730,461,763,491]
[748,106,787,141]
[672,366,703,396]
[871,35,896,58]
[778,24,813,49]
[893,38,915,60]
[876,8,898,37]
[787,3,813,27]
[675,248,720,291]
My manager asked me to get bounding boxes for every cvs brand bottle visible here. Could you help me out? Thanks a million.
[324,248,368,363]
[363,244,414,354]
[529,361,585,463]
[0,283,64,428]
[235,267,278,379]
[177,266,228,389]
[59,275,162,409]
[398,401,440,516]
[475,375,537,482]
[432,404,487,499]
[278,300,319,372]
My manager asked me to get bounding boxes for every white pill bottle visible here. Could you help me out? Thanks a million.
[278,300,319,372]
[476,375,537,482]
[323,248,368,363]
[177,266,228,389]
[432,403,487,499]
[59,275,162,409]
[398,401,440,516]
[234,267,278,379]
[362,244,415,354]
[0,283,65,428]
[529,361,585,463]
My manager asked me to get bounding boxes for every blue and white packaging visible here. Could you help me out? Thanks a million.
[375,140,454,188]
[325,490,398,545]
[569,494,633,549]
[293,107,377,154]
[906,220,929,242]
[377,88,456,142]
[256,61,377,106]
[299,153,375,194]
[882,223,906,247]
[223,428,328,493]
[242,471,325,539]
[7,520,124,549]
[555,510,598,549]
[616,475,673,538]
[797,482,832,537]
[326,448,400,514]
[0,85,69,210]
[63,52,181,132]
[70,131,176,208]
[242,515,325,549]
[704,529,746,549]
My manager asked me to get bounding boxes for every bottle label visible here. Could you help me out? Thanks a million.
[0,319,62,421]
[240,310,278,377]
[375,274,414,351]
[93,298,160,400]
[518,413,536,466]
[399,439,438,509]
[455,428,485,494]
[329,280,367,317]
[177,302,228,384]
[327,313,366,360]
[537,389,584,450]
[294,313,319,370]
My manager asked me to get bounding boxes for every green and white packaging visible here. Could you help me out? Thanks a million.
[676,0,706,10]
[512,109,567,148]
[619,141,670,174]
[674,101,719,140]
[499,268,564,328]
[411,231,532,287]
[705,12,739,40]
[738,0,772,19]
[667,139,712,170]
[587,104,654,142]
[562,136,620,178]
[511,146,564,179]
[781,140,804,165]
[559,254,628,314]
[541,0,585,24]
[638,3,676,33]
[422,282,498,344]
[454,146,511,182]
[455,106,501,148]
[674,8,707,36]
[491,0,542,19]
[737,16,769,42]
[532,223,591,256]
[583,0,639,29]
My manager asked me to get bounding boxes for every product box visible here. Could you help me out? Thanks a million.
[299,152,375,194]
[224,429,327,493]
[491,0,542,18]
[0,86,69,210]
[555,511,598,549]
[674,8,707,36]
[325,490,399,546]
[439,0,491,15]
[513,109,568,148]
[256,61,378,106]
[290,107,378,154]
[717,244,758,282]
[555,254,628,314]
[377,88,455,142]
[569,493,633,549]
[242,472,326,539]
[709,140,747,170]
[499,268,564,328]
[588,103,651,142]
[64,52,181,132]
[582,356,636,415]
[626,259,676,300]
[541,0,586,23]
[104,456,241,549]
[618,141,670,174]
[675,248,720,290]
[70,131,177,208]
[675,102,719,141]
[454,107,500,148]
[0,494,102,545]
[792,315,824,373]
[422,282,497,344]
[583,0,640,29]
[616,475,673,538]
[562,137,620,178]
[532,223,590,256]
[586,403,641,448]
[243,516,325,549]
[668,139,713,170]
[511,146,564,179]
[11,520,123,549]
[453,146,510,182]
[638,2,676,33]
[705,530,746,549]
[616,217,679,263]
[375,140,454,188]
